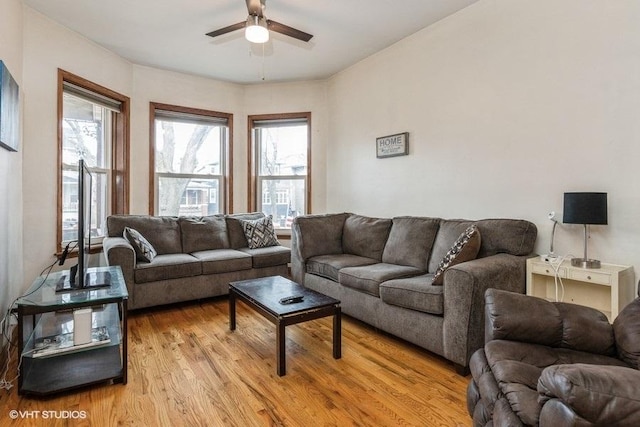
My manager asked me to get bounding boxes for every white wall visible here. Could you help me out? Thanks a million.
[0,0,24,325]
[22,8,134,284]
[327,0,640,283]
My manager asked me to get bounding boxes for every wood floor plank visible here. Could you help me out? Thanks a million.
[0,297,471,426]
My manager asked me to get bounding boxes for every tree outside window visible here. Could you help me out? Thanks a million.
[150,103,232,216]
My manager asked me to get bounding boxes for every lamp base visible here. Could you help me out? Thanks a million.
[570,258,601,269]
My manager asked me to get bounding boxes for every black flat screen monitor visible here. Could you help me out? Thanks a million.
[56,159,111,292]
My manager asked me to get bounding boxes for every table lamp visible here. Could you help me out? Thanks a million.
[563,192,607,268]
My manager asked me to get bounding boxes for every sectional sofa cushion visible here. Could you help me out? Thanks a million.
[293,213,350,259]
[133,253,202,283]
[179,215,229,253]
[108,215,182,255]
[379,274,443,315]
[191,249,253,274]
[339,263,424,297]
[475,219,538,258]
[306,254,378,282]
[427,218,537,272]
[342,214,392,260]
[239,246,291,269]
[382,217,440,270]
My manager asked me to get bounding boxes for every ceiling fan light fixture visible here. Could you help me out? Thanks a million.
[245,15,269,43]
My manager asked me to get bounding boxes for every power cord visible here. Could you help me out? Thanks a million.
[544,254,575,302]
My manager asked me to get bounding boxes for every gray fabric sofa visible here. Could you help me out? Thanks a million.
[467,288,640,426]
[103,213,290,310]
[291,213,537,374]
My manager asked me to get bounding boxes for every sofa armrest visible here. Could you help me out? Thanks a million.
[538,364,640,426]
[484,288,615,355]
[290,222,305,285]
[103,236,136,303]
[442,253,528,369]
[291,213,350,284]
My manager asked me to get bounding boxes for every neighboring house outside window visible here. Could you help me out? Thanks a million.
[249,112,311,232]
[57,69,130,254]
[150,103,232,216]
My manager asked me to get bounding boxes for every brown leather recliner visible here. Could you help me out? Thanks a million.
[467,287,640,426]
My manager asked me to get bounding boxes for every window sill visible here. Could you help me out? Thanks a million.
[55,244,104,258]
[275,229,292,240]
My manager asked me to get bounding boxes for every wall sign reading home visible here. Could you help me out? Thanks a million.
[376,132,408,158]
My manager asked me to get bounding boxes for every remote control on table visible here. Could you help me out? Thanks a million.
[279,295,305,305]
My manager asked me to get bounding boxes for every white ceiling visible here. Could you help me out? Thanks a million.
[23,0,479,84]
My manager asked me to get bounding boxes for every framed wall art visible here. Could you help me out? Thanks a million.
[376,132,408,158]
[0,60,20,152]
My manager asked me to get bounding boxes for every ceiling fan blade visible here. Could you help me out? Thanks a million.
[205,21,245,38]
[245,0,265,17]
[267,20,313,42]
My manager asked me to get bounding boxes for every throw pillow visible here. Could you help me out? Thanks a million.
[240,215,280,249]
[431,225,481,285]
[123,226,157,262]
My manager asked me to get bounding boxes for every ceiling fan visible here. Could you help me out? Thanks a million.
[206,0,313,44]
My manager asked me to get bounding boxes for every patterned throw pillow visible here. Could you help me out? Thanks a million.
[432,225,481,285]
[240,216,280,249]
[123,226,157,262]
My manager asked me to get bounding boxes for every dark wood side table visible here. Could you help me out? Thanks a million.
[229,275,341,376]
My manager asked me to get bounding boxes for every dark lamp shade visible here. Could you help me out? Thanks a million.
[563,192,608,225]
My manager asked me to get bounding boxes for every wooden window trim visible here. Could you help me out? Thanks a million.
[248,112,312,218]
[57,69,130,255]
[149,102,233,215]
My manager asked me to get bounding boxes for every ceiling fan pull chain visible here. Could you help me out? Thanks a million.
[261,43,266,81]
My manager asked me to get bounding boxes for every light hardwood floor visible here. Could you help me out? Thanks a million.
[1,297,471,426]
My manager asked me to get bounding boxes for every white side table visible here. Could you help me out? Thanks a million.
[526,257,635,321]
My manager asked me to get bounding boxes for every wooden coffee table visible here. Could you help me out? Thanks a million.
[229,276,341,376]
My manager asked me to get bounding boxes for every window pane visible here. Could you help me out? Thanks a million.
[155,120,222,175]
[91,172,108,239]
[62,93,110,169]
[153,107,229,216]
[259,178,305,229]
[258,125,307,176]
[61,169,79,243]
[61,169,108,242]
[61,88,112,247]
[158,177,220,216]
